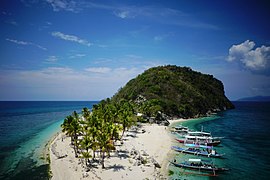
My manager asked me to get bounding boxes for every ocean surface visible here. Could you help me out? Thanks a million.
[169,101,270,180]
[1,101,269,180]
[0,101,98,180]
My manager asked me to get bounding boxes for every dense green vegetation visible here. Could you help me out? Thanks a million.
[112,65,234,118]
[61,99,136,168]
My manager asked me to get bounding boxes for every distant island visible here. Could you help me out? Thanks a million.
[237,96,270,102]
[112,65,234,119]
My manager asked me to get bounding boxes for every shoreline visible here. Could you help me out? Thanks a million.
[48,119,186,179]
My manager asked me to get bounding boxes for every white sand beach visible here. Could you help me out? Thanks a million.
[49,121,184,180]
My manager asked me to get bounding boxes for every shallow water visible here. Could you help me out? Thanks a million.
[0,101,97,179]
[169,102,270,180]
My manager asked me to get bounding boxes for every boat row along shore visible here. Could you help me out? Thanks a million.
[169,124,229,177]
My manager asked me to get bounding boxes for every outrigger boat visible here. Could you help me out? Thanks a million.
[171,144,224,158]
[171,125,190,134]
[184,131,224,140]
[175,135,221,146]
[170,158,229,173]
[177,126,224,140]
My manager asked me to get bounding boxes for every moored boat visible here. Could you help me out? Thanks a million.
[171,144,224,158]
[185,131,224,140]
[175,136,221,146]
[170,158,229,173]
[171,125,190,134]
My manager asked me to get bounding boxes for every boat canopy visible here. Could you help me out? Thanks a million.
[188,159,201,162]
[184,143,212,149]
[185,135,213,140]
[187,132,212,137]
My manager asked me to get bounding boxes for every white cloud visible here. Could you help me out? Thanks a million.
[52,31,92,47]
[46,0,79,12]
[6,38,28,45]
[34,44,47,51]
[93,58,113,64]
[114,10,135,19]
[111,5,217,29]
[227,40,270,71]
[0,66,144,100]
[154,33,173,42]
[6,38,47,50]
[46,56,58,62]
[85,67,111,74]
[69,53,86,59]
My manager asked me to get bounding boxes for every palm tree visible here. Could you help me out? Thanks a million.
[61,115,74,137]
[118,100,136,138]
[80,134,92,165]
[81,151,92,166]
[61,111,80,158]
[97,124,112,169]
[71,111,80,157]
[82,107,91,120]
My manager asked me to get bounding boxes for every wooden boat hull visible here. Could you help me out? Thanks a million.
[170,161,229,172]
[175,139,221,146]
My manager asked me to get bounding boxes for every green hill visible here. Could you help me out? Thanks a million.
[112,65,234,118]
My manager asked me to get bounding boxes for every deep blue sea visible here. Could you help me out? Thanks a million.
[169,101,270,180]
[0,101,98,180]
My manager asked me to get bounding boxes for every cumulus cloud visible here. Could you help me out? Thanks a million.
[52,31,92,47]
[227,40,270,74]
[6,38,47,50]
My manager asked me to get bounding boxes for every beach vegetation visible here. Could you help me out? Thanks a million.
[61,99,136,169]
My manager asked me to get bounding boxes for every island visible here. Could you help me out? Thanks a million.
[49,65,234,179]
[238,96,270,102]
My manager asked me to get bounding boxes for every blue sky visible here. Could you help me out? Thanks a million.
[1,0,270,101]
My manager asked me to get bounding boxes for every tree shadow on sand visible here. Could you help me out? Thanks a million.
[117,150,130,159]
[106,164,125,172]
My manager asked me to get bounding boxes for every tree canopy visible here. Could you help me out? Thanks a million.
[112,65,234,118]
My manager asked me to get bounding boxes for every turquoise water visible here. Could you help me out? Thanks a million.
[169,102,270,180]
[0,101,98,180]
